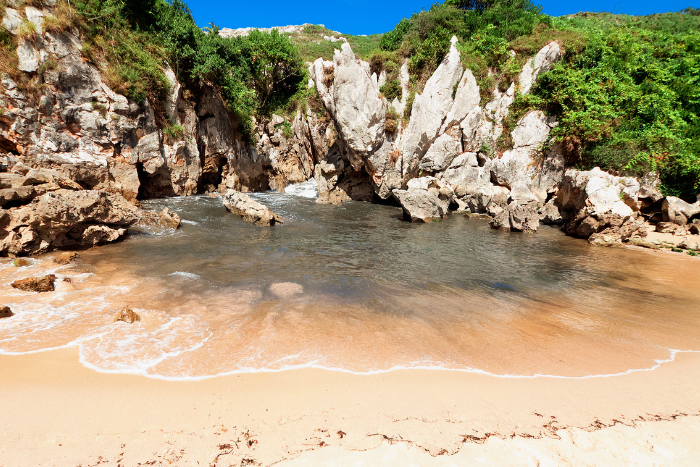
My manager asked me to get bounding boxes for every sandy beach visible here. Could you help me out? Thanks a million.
[1,347,699,466]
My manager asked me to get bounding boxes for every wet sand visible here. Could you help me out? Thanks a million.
[1,347,699,466]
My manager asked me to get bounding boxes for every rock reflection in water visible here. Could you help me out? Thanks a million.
[1,182,699,379]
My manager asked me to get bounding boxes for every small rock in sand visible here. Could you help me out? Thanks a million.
[269,282,304,297]
[11,274,56,292]
[0,306,13,318]
[114,307,141,324]
[53,252,79,265]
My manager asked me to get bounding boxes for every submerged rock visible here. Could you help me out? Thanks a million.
[53,252,79,265]
[223,190,284,226]
[13,258,29,267]
[114,307,141,324]
[11,274,56,293]
[0,306,13,319]
[270,282,304,297]
[138,208,182,229]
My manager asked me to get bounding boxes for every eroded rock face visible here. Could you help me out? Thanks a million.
[402,37,464,178]
[223,190,283,226]
[11,274,56,293]
[519,42,562,94]
[310,42,386,163]
[662,197,700,226]
[0,189,139,256]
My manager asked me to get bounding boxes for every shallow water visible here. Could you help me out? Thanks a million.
[2,180,700,380]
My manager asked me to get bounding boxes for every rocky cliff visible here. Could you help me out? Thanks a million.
[2,3,699,256]
[308,36,700,249]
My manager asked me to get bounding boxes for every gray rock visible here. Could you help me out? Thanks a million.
[662,197,700,225]
[223,190,283,226]
[518,43,562,94]
[0,189,139,256]
[419,133,462,173]
[17,40,40,73]
[1,8,23,35]
[392,176,454,222]
[441,68,480,132]
[402,37,463,177]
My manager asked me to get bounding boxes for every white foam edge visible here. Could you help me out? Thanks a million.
[1,344,697,383]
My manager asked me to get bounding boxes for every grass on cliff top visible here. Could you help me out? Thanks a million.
[283,24,382,63]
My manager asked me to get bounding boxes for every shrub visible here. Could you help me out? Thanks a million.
[163,122,185,139]
[385,107,400,133]
[380,80,402,101]
[404,91,416,120]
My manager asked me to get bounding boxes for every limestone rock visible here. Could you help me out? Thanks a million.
[402,37,463,177]
[17,40,40,73]
[0,306,13,319]
[1,8,23,35]
[556,167,645,242]
[223,190,283,226]
[0,190,139,256]
[419,133,462,173]
[519,42,562,94]
[309,42,385,162]
[0,184,60,208]
[138,208,182,229]
[11,274,56,293]
[441,68,480,132]
[114,307,141,324]
[662,197,700,226]
[53,252,79,265]
[392,176,454,222]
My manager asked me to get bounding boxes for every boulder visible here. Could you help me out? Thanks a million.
[0,184,60,208]
[11,274,56,293]
[662,197,700,226]
[392,176,454,222]
[0,190,139,256]
[1,8,23,35]
[419,133,462,173]
[138,208,182,229]
[53,252,79,265]
[114,307,141,324]
[223,190,284,226]
[13,258,29,267]
[0,306,13,319]
[557,167,646,244]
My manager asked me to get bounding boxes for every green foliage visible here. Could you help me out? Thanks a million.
[531,11,700,200]
[385,106,400,133]
[275,120,293,138]
[404,91,416,120]
[380,80,402,101]
[163,122,185,139]
[380,18,411,51]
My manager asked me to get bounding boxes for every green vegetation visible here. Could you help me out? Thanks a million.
[284,24,382,63]
[49,0,305,139]
[377,0,700,199]
[163,121,185,139]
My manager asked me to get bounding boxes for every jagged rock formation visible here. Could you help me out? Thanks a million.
[1,5,331,202]
[309,36,565,232]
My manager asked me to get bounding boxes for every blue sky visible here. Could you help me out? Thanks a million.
[187,1,698,35]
